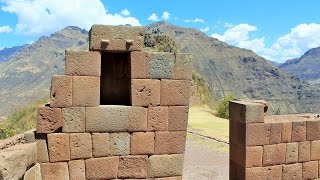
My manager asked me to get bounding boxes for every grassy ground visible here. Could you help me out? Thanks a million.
[187,106,229,152]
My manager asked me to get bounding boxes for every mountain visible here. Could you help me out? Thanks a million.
[0,26,88,117]
[268,60,282,67]
[0,45,27,62]
[279,47,320,86]
[146,22,320,114]
[0,22,319,117]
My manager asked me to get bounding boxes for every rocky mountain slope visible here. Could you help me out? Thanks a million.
[0,22,319,117]
[279,47,320,86]
[0,45,26,62]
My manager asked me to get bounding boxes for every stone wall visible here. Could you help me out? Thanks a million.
[229,100,320,180]
[35,25,192,179]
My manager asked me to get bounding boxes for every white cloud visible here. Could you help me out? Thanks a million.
[211,23,320,62]
[185,18,204,23]
[0,26,13,33]
[200,26,210,32]
[147,13,159,21]
[120,9,130,16]
[162,11,170,20]
[0,0,141,36]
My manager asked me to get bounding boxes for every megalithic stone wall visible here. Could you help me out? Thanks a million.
[229,100,320,180]
[35,25,192,180]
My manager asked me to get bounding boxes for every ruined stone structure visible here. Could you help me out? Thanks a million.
[229,100,320,180]
[33,25,192,179]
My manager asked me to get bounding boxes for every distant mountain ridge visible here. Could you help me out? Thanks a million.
[0,45,27,62]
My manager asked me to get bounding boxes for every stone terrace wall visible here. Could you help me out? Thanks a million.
[229,100,320,180]
[35,25,192,179]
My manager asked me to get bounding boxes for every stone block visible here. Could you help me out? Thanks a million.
[155,131,186,154]
[230,160,245,180]
[131,132,155,155]
[23,129,35,143]
[69,160,85,180]
[263,143,286,166]
[298,141,310,162]
[118,155,148,179]
[85,157,119,180]
[246,123,270,146]
[307,120,320,140]
[131,79,160,106]
[286,142,298,164]
[92,133,110,157]
[229,120,246,145]
[89,25,144,51]
[47,133,70,162]
[148,52,174,79]
[311,140,320,160]
[156,177,182,180]
[36,139,49,163]
[147,106,169,131]
[36,106,62,133]
[65,50,101,76]
[40,162,69,180]
[62,107,85,132]
[70,133,92,159]
[302,161,318,180]
[292,121,306,142]
[86,106,147,132]
[282,122,292,143]
[282,163,302,180]
[131,51,148,78]
[161,79,191,106]
[72,76,100,107]
[172,53,192,80]
[246,146,263,168]
[269,122,282,144]
[246,165,282,180]
[168,106,189,131]
[110,132,130,155]
[50,76,72,108]
[148,154,184,178]
[229,101,265,124]
[230,141,245,166]
[23,163,41,180]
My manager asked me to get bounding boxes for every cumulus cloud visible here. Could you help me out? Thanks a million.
[147,13,159,21]
[211,23,320,62]
[162,11,170,20]
[0,26,13,33]
[120,9,130,16]
[200,26,210,32]
[0,0,141,36]
[185,18,204,23]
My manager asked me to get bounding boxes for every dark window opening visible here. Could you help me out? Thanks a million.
[100,52,131,105]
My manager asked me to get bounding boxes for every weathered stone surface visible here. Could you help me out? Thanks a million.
[131,132,155,155]
[0,143,36,180]
[172,53,192,80]
[156,177,183,180]
[86,106,147,132]
[269,123,282,144]
[62,107,85,132]
[246,123,270,146]
[92,133,110,157]
[131,51,148,79]
[148,154,184,178]
[69,160,85,180]
[302,161,318,180]
[263,143,286,166]
[286,142,298,164]
[161,79,191,106]
[72,76,100,107]
[148,106,169,131]
[311,140,320,160]
[148,52,174,79]
[65,50,101,76]
[246,165,282,180]
[50,75,72,108]
[40,162,69,180]
[47,133,70,162]
[292,121,306,142]
[230,142,246,166]
[229,101,265,124]
[155,131,186,154]
[131,79,160,106]
[36,106,62,133]
[282,122,292,143]
[168,106,189,131]
[23,163,41,180]
[246,146,263,168]
[282,163,302,180]
[118,155,148,179]
[89,25,144,51]
[36,139,49,163]
[306,120,320,140]
[24,129,35,143]
[70,133,92,159]
[298,141,310,162]
[85,157,119,180]
[110,132,130,155]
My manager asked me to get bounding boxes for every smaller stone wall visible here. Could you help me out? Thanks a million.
[229,100,320,180]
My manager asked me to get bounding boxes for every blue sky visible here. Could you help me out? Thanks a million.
[1,0,320,62]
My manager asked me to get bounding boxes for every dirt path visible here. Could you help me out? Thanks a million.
[183,139,229,180]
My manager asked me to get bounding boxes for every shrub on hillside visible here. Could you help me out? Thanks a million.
[216,94,236,119]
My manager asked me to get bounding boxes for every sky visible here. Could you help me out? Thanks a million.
[0,0,320,62]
